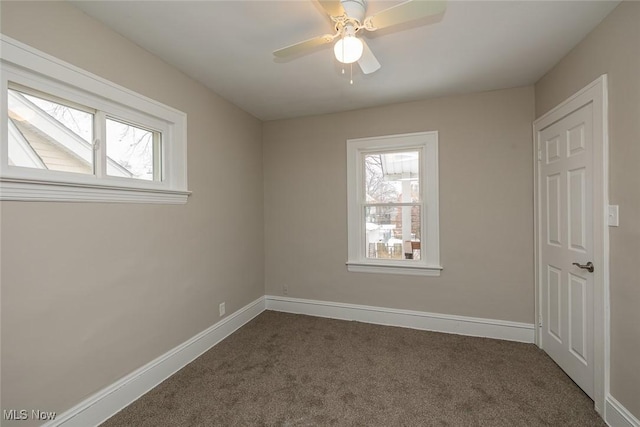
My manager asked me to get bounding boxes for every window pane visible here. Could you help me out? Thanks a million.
[365,205,421,260]
[8,88,93,174]
[364,151,420,203]
[106,118,156,181]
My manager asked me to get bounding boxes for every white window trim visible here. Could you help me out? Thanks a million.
[0,35,190,204]
[346,131,441,276]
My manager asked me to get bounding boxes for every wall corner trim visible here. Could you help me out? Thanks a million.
[265,295,535,343]
[44,296,266,427]
[605,395,640,427]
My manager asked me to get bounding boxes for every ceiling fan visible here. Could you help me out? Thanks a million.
[273,0,446,75]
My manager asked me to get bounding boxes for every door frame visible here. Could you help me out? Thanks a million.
[533,75,609,415]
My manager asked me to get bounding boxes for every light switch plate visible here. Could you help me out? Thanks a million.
[608,205,619,227]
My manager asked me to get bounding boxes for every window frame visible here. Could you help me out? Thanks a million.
[0,35,189,204]
[346,131,441,276]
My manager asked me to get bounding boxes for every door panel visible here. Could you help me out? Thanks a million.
[568,167,587,252]
[539,103,594,398]
[569,273,587,362]
[547,265,562,342]
[547,174,561,246]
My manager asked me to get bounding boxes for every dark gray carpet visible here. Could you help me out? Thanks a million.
[101,311,605,426]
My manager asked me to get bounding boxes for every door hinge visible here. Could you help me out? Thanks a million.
[537,150,542,161]
[538,316,543,328]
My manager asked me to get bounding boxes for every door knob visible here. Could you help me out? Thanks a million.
[572,261,594,273]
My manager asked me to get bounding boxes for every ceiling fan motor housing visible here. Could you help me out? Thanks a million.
[340,0,367,23]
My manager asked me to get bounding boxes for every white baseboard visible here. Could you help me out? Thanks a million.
[39,294,639,427]
[606,395,640,427]
[42,295,540,427]
[45,296,266,427]
[265,295,535,343]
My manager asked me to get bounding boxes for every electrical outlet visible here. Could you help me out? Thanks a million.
[282,284,288,295]
[219,302,225,317]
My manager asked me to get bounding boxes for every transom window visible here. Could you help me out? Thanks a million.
[9,87,95,175]
[8,85,162,182]
[347,132,441,276]
[1,35,188,204]
[106,117,160,181]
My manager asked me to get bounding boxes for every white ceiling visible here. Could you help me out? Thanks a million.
[71,1,619,121]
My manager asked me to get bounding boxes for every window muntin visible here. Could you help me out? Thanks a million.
[347,132,440,276]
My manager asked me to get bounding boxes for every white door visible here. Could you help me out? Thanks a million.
[538,102,595,398]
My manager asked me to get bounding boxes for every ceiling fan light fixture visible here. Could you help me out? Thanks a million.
[334,35,363,64]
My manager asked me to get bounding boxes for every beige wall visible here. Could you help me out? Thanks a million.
[0,2,264,425]
[264,86,535,323]
[535,1,640,418]
[3,0,635,424]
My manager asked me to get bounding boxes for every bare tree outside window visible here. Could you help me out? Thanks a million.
[364,154,399,203]
[106,118,155,181]
[363,151,421,260]
[8,90,94,174]
[23,93,92,142]
[17,92,156,180]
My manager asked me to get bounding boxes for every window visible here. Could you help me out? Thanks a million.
[1,36,189,203]
[105,117,159,181]
[346,132,441,276]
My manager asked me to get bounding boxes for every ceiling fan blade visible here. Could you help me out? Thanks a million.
[273,34,336,58]
[317,0,345,17]
[358,40,381,74]
[364,0,446,31]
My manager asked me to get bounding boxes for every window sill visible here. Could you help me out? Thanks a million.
[346,262,443,277]
[0,178,190,204]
